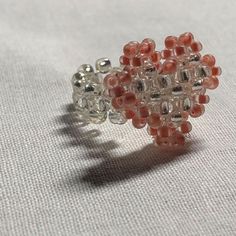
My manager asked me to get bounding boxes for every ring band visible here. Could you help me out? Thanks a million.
[71,32,221,147]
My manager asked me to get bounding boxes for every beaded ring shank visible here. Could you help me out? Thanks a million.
[71,32,221,147]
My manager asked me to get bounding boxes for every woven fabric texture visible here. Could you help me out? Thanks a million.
[1,0,236,235]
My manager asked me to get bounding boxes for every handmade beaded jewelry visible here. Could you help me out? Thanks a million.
[71,33,221,146]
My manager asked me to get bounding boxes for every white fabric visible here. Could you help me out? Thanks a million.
[1,0,236,235]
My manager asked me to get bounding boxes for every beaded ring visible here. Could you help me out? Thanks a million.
[71,32,221,147]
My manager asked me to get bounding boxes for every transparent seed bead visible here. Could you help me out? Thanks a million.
[158,74,174,89]
[139,62,157,79]
[95,58,112,74]
[195,65,211,78]
[71,72,87,93]
[78,64,94,76]
[108,110,127,124]
[89,110,107,124]
[131,78,150,94]
[161,101,173,115]
[178,67,193,83]
[182,97,192,111]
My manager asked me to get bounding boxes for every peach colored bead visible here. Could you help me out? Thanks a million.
[132,56,141,67]
[155,136,170,146]
[182,111,189,121]
[161,49,172,59]
[190,41,203,52]
[138,105,149,118]
[118,71,132,85]
[203,77,219,90]
[212,66,222,76]
[180,121,192,134]
[123,109,136,119]
[151,51,161,63]
[123,92,137,106]
[201,54,216,67]
[132,116,147,129]
[147,126,158,136]
[165,36,178,49]
[119,55,130,65]
[162,59,177,74]
[123,41,139,58]
[168,122,177,134]
[172,131,185,146]
[190,104,205,118]
[155,63,163,72]
[175,46,186,56]
[142,38,156,52]
[104,74,119,88]
[139,42,152,55]
[111,97,123,109]
[147,113,161,127]
[197,94,210,104]
[123,65,137,77]
[109,86,125,97]
[157,126,171,138]
[178,32,194,46]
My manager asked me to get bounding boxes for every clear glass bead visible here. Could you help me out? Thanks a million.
[95,58,112,74]
[172,85,183,96]
[131,78,150,93]
[192,79,203,91]
[78,64,94,76]
[179,68,193,83]
[182,97,192,111]
[171,112,183,122]
[89,110,107,124]
[195,65,211,78]
[139,62,157,79]
[108,110,127,124]
[158,74,174,89]
[161,101,173,115]
[150,89,161,102]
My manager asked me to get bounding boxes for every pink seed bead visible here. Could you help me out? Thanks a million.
[180,121,192,134]
[151,51,161,63]
[147,113,161,127]
[123,109,136,119]
[165,36,178,49]
[178,32,194,46]
[190,41,203,52]
[119,55,130,65]
[182,111,189,121]
[111,97,123,109]
[155,136,170,146]
[157,126,171,138]
[123,41,139,58]
[203,77,219,90]
[123,92,137,106]
[132,116,147,129]
[123,65,137,77]
[142,38,156,51]
[190,104,205,118]
[138,105,149,118]
[109,86,125,97]
[171,131,185,146]
[162,59,177,74]
[212,66,222,76]
[175,46,186,56]
[104,74,119,88]
[197,94,210,104]
[147,126,158,136]
[118,71,132,85]
[201,54,216,67]
[161,49,172,59]
[132,56,141,67]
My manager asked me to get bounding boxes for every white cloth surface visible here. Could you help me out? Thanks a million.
[1,0,236,235]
